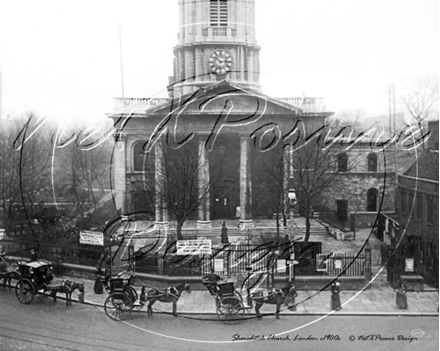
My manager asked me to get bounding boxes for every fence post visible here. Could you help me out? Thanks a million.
[365,244,372,282]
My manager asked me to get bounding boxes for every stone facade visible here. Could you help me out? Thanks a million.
[319,140,396,222]
[110,81,332,227]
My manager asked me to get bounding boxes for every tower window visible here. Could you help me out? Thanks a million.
[210,0,228,27]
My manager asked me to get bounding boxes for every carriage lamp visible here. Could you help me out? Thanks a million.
[29,267,34,275]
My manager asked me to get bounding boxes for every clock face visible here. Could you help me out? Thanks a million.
[209,50,232,74]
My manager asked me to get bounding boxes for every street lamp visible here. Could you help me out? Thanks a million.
[287,183,297,238]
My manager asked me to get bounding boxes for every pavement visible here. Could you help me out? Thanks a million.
[71,275,438,317]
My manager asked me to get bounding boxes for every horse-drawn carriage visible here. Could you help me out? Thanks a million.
[97,269,190,321]
[203,276,248,324]
[15,260,54,304]
[14,260,84,306]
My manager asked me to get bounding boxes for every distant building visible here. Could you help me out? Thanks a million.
[384,120,439,288]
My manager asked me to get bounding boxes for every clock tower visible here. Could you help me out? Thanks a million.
[169,0,261,98]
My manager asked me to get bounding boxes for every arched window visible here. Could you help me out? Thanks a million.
[133,142,145,171]
[337,153,348,172]
[367,188,378,211]
[367,153,378,171]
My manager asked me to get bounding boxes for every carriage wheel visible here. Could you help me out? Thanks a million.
[104,293,133,321]
[216,296,244,325]
[15,279,35,304]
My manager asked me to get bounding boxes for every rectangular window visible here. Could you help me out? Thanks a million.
[416,193,423,220]
[210,0,228,26]
[427,195,434,224]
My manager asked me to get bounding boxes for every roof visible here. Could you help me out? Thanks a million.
[148,80,311,117]
[20,260,52,268]
[403,148,439,182]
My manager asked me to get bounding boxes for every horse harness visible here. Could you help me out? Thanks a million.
[45,279,72,293]
[149,286,179,299]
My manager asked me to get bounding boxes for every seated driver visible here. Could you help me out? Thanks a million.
[203,268,222,294]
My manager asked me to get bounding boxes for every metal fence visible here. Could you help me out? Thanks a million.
[2,239,103,267]
[2,238,371,280]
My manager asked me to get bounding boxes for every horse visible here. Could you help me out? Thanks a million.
[46,280,85,306]
[0,256,19,289]
[141,282,191,317]
[250,281,297,319]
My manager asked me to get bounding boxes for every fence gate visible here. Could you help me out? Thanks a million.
[227,244,272,291]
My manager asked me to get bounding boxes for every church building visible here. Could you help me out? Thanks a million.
[110,0,333,228]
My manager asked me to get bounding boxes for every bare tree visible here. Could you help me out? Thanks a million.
[286,130,361,243]
[145,141,221,240]
[327,109,365,132]
[400,76,439,150]
[252,143,287,240]
[0,114,52,236]
[56,125,112,228]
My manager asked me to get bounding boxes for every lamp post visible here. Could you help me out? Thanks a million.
[287,179,297,239]
[286,178,297,285]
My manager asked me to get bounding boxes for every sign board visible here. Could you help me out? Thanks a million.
[316,253,333,272]
[214,258,223,272]
[334,259,342,269]
[176,240,211,255]
[277,259,287,273]
[79,230,104,246]
[405,258,414,272]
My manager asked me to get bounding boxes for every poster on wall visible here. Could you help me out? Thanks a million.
[214,258,224,273]
[405,258,415,272]
[277,259,287,273]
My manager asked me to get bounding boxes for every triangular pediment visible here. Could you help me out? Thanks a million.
[148,81,302,116]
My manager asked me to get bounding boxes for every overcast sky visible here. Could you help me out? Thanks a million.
[0,0,438,124]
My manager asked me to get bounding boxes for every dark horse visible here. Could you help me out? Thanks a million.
[250,281,297,319]
[46,280,85,306]
[141,282,190,317]
[0,255,19,289]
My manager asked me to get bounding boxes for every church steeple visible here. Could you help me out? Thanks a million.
[169,0,261,98]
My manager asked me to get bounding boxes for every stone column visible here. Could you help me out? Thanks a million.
[185,49,195,81]
[154,142,168,228]
[195,47,202,82]
[113,135,127,214]
[239,46,245,82]
[197,136,212,228]
[239,136,253,228]
[246,49,254,83]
